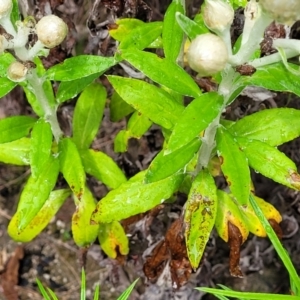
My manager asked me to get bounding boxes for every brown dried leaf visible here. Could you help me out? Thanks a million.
[269,218,283,240]
[0,246,24,300]
[143,240,169,281]
[228,222,243,278]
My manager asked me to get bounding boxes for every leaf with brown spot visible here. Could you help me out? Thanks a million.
[184,169,217,270]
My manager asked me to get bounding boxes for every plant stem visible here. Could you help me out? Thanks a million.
[27,70,62,141]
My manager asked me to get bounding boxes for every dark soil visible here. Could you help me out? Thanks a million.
[1,1,300,299]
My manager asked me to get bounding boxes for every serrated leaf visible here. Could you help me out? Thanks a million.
[80,149,127,189]
[8,189,70,242]
[59,138,86,197]
[119,21,162,50]
[145,138,201,183]
[215,190,249,243]
[167,92,223,153]
[0,137,31,165]
[184,169,217,269]
[46,56,119,81]
[13,156,59,231]
[72,186,99,247]
[0,77,17,97]
[73,82,106,149]
[162,0,185,62]
[229,108,300,147]
[0,116,36,143]
[121,49,201,97]
[91,173,183,223]
[56,73,100,103]
[216,127,251,206]
[30,119,53,178]
[237,136,300,190]
[108,75,184,129]
[175,12,207,40]
[98,221,129,258]
[109,91,135,122]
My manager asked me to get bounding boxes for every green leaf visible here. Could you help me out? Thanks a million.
[162,0,185,62]
[117,279,139,300]
[237,136,300,190]
[98,221,129,258]
[197,287,300,300]
[0,116,36,143]
[80,149,127,189]
[108,76,184,129]
[109,19,145,42]
[166,92,223,153]
[228,108,300,147]
[184,169,217,269]
[8,189,70,242]
[109,91,135,122]
[216,127,251,206]
[114,130,129,153]
[56,73,100,103]
[10,156,59,231]
[0,77,17,97]
[91,173,183,223]
[11,0,21,25]
[30,119,53,178]
[145,138,201,183]
[175,12,207,40]
[46,55,119,81]
[0,137,31,165]
[72,186,99,247]
[119,22,162,50]
[73,82,107,149]
[235,62,300,98]
[59,138,86,197]
[23,86,44,117]
[121,49,201,97]
[33,57,56,109]
[127,111,152,137]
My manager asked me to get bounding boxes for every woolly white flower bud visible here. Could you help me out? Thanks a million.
[187,33,228,77]
[259,0,300,25]
[203,0,234,33]
[7,61,28,82]
[36,15,68,48]
[0,0,12,19]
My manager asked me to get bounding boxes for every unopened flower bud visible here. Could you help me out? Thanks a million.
[203,0,234,33]
[36,15,68,48]
[187,33,228,77]
[259,0,300,25]
[7,61,28,82]
[0,0,12,19]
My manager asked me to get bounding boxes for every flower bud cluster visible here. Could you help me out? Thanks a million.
[0,0,68,67]
[259,0,300,25]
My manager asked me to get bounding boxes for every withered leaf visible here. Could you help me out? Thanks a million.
[228,222,243,278]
